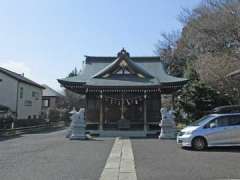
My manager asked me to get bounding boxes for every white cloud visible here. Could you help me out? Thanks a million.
[0,60,32,77]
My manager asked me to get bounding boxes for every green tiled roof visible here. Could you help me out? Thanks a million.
[58,55,187,88]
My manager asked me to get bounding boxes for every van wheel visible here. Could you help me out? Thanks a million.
[192,137,207,151]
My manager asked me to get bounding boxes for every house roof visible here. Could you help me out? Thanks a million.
[58,49,187,89]
[0,67,44,89]
[42,84,63,97]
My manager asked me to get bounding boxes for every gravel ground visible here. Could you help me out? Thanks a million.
[132,139,240,180]
[0,130,114,180]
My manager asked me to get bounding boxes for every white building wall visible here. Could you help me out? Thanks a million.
[0,72,18,112]
[17,82,43,119]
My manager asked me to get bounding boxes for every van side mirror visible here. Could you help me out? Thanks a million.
[210,123,217,128]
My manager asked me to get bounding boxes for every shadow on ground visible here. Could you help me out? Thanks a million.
[0,134,22,142]
[182,146,240,153]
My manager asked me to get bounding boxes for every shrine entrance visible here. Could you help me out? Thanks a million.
[85,90,162,132]
[58,49,187,136]
[103,93,144,130]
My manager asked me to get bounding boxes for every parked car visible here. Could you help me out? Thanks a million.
[211,105,240,114]
[177,113,240,150]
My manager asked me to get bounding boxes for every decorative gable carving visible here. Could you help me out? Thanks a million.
[92,49,154,79]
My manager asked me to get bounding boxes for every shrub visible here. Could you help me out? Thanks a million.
[176,80,233,123]
[48,109,60,122]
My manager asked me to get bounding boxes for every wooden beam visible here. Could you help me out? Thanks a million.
[144,91,147,132]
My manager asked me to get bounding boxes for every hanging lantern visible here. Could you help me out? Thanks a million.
[135,100,138,104]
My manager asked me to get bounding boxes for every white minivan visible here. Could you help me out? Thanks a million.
[177,113,240,150]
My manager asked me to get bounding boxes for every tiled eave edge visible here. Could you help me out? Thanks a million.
[58,79,188,93]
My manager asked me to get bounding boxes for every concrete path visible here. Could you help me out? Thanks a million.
[100,138,137,180]
[0,130,114,180]
[132,139,240,180]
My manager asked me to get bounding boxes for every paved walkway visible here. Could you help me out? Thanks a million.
[100,138,137,180]
[132,139,240,180]
[0,130,113,180]
[2,131,240,180]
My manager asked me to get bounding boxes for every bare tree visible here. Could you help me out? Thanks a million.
[195,53,240,100]
[178,0,240,57]
[155,31,186,77]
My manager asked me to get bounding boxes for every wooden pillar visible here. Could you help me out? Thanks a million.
[172,93,175,109]
[99,91,103,130]
[85,89,88,124]
[160,93,162,109]
[144,91,147,132]
[160,93,162,119]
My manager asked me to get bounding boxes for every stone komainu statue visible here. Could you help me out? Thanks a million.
[159,107,177,139]
[67,108,87,140]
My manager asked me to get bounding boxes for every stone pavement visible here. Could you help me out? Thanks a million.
[0,130,114,180]
[1,130,240,180]
[132,139,240,180]
[100,138,137,180]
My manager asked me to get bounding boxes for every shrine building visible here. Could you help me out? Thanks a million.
[58,49,187,136]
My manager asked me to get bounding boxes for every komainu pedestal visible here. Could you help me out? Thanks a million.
[159,108,177,139]
[67,108,87,140]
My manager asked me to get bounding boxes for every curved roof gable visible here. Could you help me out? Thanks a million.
[92,49,154,79]
[57,49,188,88]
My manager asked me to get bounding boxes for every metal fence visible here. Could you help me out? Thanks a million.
[0,121,65,137]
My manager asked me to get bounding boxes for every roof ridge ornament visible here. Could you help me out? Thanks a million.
[117,48,130,59]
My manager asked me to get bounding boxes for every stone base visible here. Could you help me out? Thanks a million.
[159,133,176,139]
[70,134,87,140]
[68,127,87,140]
[159,128,176,139]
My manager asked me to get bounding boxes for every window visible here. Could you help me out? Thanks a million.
[20,87,24,99]
[192,115,215,127]
[42,99,49,107]
[228,115,240,126]
[32,91,39,98]
[216,117,230,127]
[24,100,32,106]
[204,117,228,128]
[205,116,240,128]
[32,91,39,100]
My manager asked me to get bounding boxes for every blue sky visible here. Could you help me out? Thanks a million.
[0,0,201,91]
